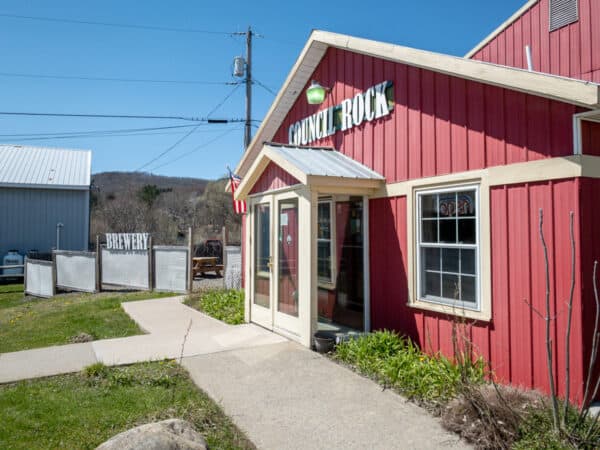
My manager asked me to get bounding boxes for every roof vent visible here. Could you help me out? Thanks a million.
[549,0,579,32]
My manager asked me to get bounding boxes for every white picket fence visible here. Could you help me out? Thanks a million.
[24,259,55,298]
[224,246,242,290]
[24,245,190,298]
[55,250,96,293]
[154,246,188,293]
[101,248,150,290]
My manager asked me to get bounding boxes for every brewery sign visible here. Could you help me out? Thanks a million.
[105,233,149,251]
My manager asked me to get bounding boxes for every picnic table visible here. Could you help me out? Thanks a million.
[192,257,223,278]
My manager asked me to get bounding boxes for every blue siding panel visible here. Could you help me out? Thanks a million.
[0,187,89,257]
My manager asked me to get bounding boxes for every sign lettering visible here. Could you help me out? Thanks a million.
[288,80,393,146]
[105,233,149,250]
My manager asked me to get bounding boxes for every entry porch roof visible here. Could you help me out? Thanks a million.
[235,143,384,200]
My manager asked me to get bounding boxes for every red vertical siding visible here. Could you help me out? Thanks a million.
[370,178,588,403]
[470,0,600,83]
[272,48,578,185]
[250,161,300,195]
[578,178,600,402]
[369,196,414,335]
[450,77,467,173]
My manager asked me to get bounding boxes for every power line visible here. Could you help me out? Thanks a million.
[0,124,200,138]
[0,126,237,142]
[0,111,246,122]
[0,12,235,35]
[207,83,241,117]
[135,124,204,171]
[148,128,240,171]
[0,71,240,86]
[253,78,277,96]
[134,82,254,170]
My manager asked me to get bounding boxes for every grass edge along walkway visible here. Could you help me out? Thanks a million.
[0,360,255,450]
[0,285,175,353]
[184,289,244,325]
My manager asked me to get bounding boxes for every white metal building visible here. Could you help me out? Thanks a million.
[0,145,92,259]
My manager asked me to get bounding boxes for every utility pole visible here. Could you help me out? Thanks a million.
[244,26,253,150]
[233,26,254,150]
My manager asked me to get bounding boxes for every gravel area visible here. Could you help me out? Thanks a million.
[192,275,224,291]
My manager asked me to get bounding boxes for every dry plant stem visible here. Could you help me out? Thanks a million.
[539,209,560,431]
[577,260,600,432]
[581,261,600,442]
[562,211,575,426]
[588,261,600,402]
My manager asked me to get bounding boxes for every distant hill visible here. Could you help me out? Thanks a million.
[89,171,240,244]
[92,171,209,196]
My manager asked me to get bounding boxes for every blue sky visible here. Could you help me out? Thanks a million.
[0,0,526,180]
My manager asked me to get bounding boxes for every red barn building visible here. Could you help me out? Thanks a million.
[233,0,600,404]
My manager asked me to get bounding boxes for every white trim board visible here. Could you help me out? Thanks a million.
[375,154,600,199]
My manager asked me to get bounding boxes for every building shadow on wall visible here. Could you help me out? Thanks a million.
[368,197,418,339]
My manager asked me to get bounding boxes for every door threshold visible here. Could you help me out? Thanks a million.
[250,321,273,332]
[272,325,301,343]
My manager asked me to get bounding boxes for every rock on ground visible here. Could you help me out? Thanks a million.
[96,419,207,450]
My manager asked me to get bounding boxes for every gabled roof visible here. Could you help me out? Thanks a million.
[464,0,538,58]
[235,29,600,179]
[0,144,92,190]
[235,143,384,199]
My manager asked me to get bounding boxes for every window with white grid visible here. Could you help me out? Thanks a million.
[416,185,480,310]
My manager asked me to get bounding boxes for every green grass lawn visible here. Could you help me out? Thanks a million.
[184,289,244,325]
[0,361,254,450]
[0,283,26,309]
[0,284,174,353]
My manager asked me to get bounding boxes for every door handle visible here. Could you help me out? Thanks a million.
[267,256,273,271]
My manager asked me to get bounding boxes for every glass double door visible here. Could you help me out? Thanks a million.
[251,192,300,336]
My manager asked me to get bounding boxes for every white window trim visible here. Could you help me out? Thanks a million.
[406,177,492,322]
[317,198,336,288]
[415,184,481,312]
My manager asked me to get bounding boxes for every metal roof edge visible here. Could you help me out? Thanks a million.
[314,30,600,107]
[0,183,90,190]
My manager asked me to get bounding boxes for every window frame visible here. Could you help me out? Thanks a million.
[254,202,271,279]
[317,198,335,286]
[415,184,481,312]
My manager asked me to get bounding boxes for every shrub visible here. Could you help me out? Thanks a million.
[185,289,244,325]
[515,403,600,450]
[333,330,486,406]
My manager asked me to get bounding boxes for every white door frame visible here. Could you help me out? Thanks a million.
[248,193,274,330]
[246,185,372,347]
[273,190,302,338]
[247,187,311,343]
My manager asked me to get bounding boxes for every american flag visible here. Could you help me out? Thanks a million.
[229,169,247,214]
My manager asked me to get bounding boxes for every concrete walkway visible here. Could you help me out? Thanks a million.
[0,296,286,383]
[183,342,469,450]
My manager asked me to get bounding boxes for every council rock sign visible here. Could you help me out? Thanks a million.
[288,80,393,146]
